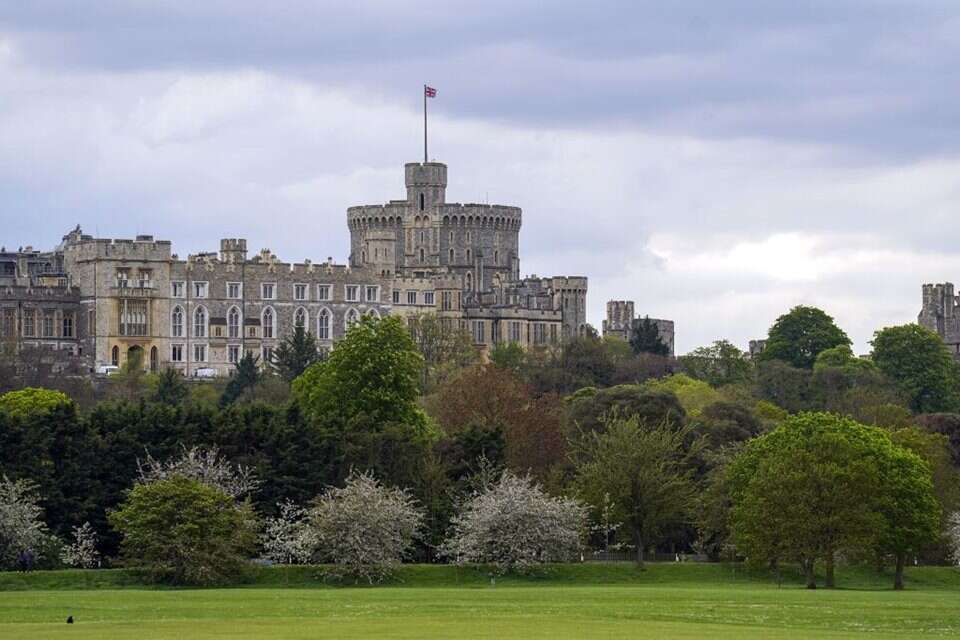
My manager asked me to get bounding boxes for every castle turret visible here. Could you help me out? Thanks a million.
[405,162,447,211]
[220,238,247,264]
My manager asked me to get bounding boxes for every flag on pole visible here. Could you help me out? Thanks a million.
[424,86,437,98]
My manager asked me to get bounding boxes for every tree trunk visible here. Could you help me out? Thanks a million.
[803,557,817,590]
[894,553,906,591]
[634,524,645,569]
[825,552,835,589]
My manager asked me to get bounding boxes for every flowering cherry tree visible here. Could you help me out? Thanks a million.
[62,521,100,569]
[307,471,422,583]
[441,471,588,574]
[260,500,316,565]
[137,446,259,498]
[0,475,52,570]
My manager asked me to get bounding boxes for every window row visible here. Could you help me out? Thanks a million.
[391,290,436,306]
[170,305,378,341]
[170,281,380,303]
[0,308,76,339]
[468,320,560,346]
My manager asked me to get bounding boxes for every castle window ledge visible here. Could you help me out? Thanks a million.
[110,285,156,297]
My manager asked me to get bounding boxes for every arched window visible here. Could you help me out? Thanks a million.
[419,193,425,211]
[262,307,275,339]
[419,248,425,262]
[419,230,425,244]
[366,308,381,319]
[171,306,184,337]
[449,231,454,243]
[294,307,307,329]
[193,306,207,338]
[318,308,330,340]
[466,272,473,291]
[345,308,360,329]
[361,250,366,263]
[150,346,158,373]
[111,345,119,366]
[466,248,472,262]
[227,306,240,339]
[494,250,499,264]
[448,248,455,263]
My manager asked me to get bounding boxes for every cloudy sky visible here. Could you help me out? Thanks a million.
[2,1,959,353]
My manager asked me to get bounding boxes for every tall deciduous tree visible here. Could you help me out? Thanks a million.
[871,324,959,413]
[760,306,850,370]
[574,417,700,567]
[293,316,427,432]
[406,313,477,392]
[728,413,882,588]
[680,340,753,387]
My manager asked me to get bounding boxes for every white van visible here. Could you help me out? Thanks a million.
[95,364,120,376]
[194,367,219,378]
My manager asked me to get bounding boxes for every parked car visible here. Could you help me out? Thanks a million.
[194,367,219,378]
[95,364,120,376]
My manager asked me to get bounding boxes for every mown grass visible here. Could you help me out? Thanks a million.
[1,563,959,639]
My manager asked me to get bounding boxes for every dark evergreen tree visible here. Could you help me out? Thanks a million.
[152,367,189,406]
[271,325,322,383]
[630,316,670,356]
[220,352,261,406]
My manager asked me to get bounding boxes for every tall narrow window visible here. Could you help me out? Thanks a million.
[419,248,425,262]
[262,307,275,339]
[465,272,473,291]
[419,193,425,211]
[294,307,306,328]
[194,306,207,338]
[227,306,240,339]
[318,309,330,340]
[172,306,184,338]
[111,345,119,366]
[466,248,472,262]
[449,248,454,263]
[345,308,360,329]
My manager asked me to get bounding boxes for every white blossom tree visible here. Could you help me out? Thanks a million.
[62,521,100,569]
[0,475,52,570]
[260,500,316,565]
[137,446,259,498]
[440,471,588,575]
[949,512,960,566]
[307,471,422,583]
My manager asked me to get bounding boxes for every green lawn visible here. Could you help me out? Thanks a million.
[2,564,959,639]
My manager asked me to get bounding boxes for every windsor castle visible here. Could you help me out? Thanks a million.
[0,160,591,376]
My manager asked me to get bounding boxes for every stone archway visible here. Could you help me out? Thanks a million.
[127,345,144,370]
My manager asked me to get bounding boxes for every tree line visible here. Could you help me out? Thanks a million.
[1,308,959,588]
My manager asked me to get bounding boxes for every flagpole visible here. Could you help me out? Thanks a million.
[423,84,428,163]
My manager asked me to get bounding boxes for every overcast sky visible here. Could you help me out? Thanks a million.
[2,1,959,353]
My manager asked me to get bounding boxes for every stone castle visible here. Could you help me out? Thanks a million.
[0,160,589,376]
[601,300,675,356]
[919,282,960,358]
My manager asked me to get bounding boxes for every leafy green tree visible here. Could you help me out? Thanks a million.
[630,316,670,356]
[692,401,763,452]
[871,324,959,413]
[406,313,477,392]
[755,360,812,413]
[565,384,686,438]
[728,413,883,588]
[220,352,261,406]
[271,325,322,383]
[914,413,960,467]
[292,316,427,432]
[151,368,189,406]
[574,417,700,567]
[489,342,526,375]
[644,374,721,418]
[813,344,876,373]
[680,340,753,387]
[108,476,257,585]
[760,306,850,369]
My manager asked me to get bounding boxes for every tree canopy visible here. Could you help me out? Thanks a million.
[871,324,959,413]
[760,306,851,369]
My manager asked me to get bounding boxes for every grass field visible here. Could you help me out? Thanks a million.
[2,563,959,639]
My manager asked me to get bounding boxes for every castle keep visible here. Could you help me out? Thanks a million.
[1,161,588,376]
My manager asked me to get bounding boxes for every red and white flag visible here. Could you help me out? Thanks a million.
[424,85,437,98]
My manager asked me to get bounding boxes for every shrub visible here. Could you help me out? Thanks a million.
[109,477,257,585]
[0,475,56,570]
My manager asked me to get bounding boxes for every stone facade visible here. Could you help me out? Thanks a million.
[2,159,588,376]
[601,300,675,356]
[919,282,960,358]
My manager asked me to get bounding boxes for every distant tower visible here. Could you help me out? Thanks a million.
[406,162,447,211]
